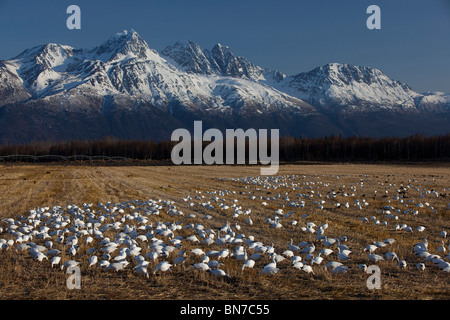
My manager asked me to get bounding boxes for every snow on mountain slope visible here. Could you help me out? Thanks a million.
[272,63,422,112]
[161,40,284,83]
[0,30,314,117]
[0,60,32,104]
[161,41,449,115]
[0,29,448,144]
[415,92,450,112]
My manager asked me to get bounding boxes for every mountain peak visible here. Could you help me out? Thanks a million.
[91,29,151,62]
[161,40,217,75]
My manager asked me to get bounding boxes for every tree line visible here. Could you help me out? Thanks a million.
[0,134,449,163]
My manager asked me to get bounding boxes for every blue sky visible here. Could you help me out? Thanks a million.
[0,0,449,93]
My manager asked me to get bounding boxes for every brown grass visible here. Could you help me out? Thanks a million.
[0,163,449,300]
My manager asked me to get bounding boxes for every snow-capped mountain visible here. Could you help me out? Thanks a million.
[161,41,287,85]
[3,30,313,112]
[161,40,449,114]
[273,63,421,113]
[0,30,448,144]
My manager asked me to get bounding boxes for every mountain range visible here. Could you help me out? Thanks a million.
[0,29,449,144]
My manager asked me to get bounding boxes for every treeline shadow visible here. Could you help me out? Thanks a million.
[0,134,449,164]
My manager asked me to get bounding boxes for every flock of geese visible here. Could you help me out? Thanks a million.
[0,173,449,285]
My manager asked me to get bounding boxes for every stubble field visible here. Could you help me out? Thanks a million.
[0,163,449,300]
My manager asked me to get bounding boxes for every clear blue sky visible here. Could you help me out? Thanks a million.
[0,0,449,93]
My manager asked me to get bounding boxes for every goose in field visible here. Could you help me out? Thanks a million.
[384,252,399,262]
[46,249,61,257]
[292,261,304,270]
[51,256,61,268]
[192,262,210,271]
[99,260,110,269]
[288,239,301,252]
[89,255,98,267]
[208,260,224,269]
[417,263,426,271]
[259,266,280,275]
[337,248,351,261]
[368,253,384,263]
[282,250,294,258]
[35,252,47,262]
[106,261,129,272]
[234,248,248,262]
[209,269,230,278]
[364,245,379,253]
[330,265,350,274]
[146,251,159,262]
[173,256,186,266]
[326,261,343,271]
[398,260,407,269]
[323,237,337,247]
[301,243,315,254]
[134,266,149,278]
[311,253,323,265]
[61,260,80,270]
[263,255,277,269]
[302,264,314,275]
[246,251,263,262]
[359,264,368,272]
[153,261,172,274]
[191,248,205,256]
[438,241,446,254]
[217,249,230,260]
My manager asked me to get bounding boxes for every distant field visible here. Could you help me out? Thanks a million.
[0,163,449,300]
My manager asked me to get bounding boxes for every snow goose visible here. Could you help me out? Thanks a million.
[384,252,399,261]
[217,248,230,260]
[259,266,280,275]
[209,269,230,278]
[134,266,149,278]
[301,243,315,254]
[51,256,61,268]
[325,261,343,271]
[359,264,368,272]
[208,260,224,269]
[173,256,187,266]
[368,253,384,263]
[311,253,323,265]
[61,260,80,270]
[89,255,98,267]
[438,241,446,254]
[398,260,407,269]
[302,264,314,275]
[337,248,351,261]
[288,239,301,252]
[192,262,210,271]
[330,265,350,274]
[364,245,379,253]
[153,261,172,274]
[292,261,304,270]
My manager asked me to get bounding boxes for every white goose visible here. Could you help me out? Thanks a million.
[209,268,230,278]
[259,266,280,275]
[153,261,172,274]
[241,259,255,271]
[89,255,98,267]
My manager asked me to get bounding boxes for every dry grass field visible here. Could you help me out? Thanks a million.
[0,163,449,300]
